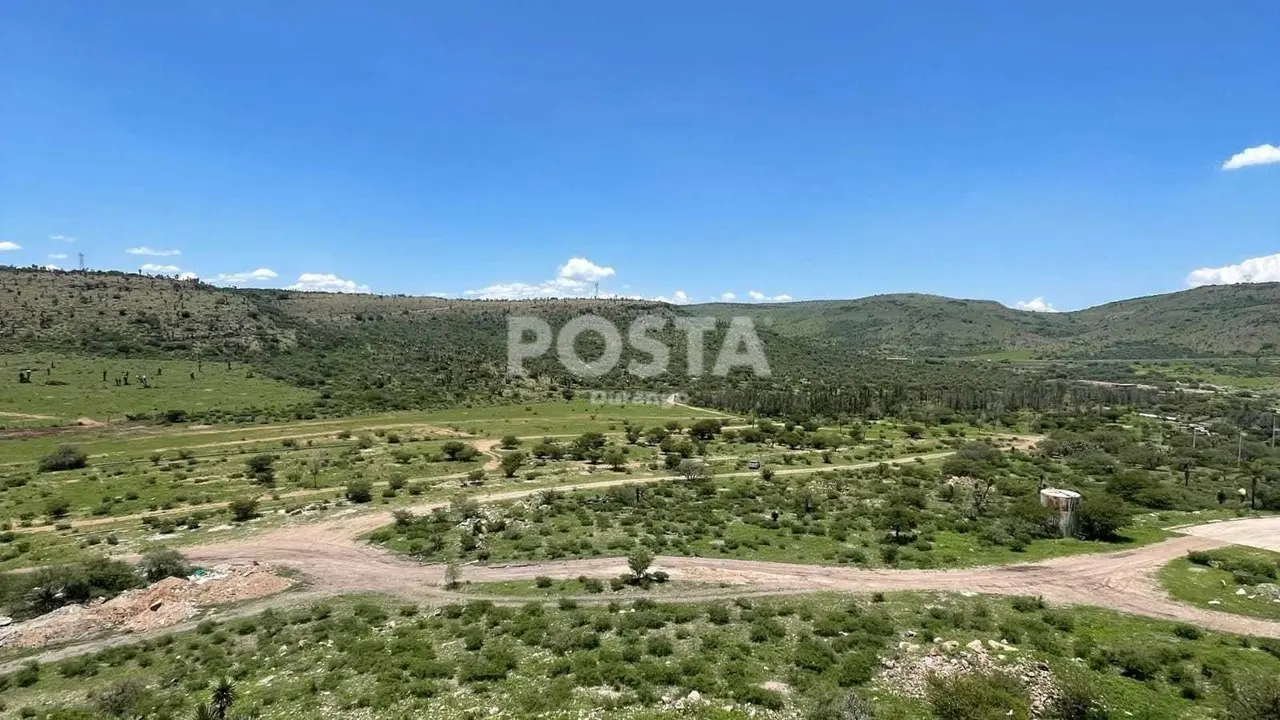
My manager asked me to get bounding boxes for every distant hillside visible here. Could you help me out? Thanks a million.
[4,266,1279,413]
[698,284,1280,359]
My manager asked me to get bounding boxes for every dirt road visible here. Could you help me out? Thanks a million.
[175,462,1280,642]
[15,446,1280,670]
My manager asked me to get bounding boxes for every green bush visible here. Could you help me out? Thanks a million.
[345,479,373,503]
[927,671,1031,720]
[39,445,88,473]
[138,548,191,583]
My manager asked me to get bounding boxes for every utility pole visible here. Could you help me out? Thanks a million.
[1238,431,1244,467]
[78,253,85,271]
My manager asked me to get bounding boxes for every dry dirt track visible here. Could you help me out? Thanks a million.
[180,456,1280,641]
[12,454,1280,671]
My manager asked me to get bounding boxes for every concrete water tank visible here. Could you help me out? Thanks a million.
[1039,488,1082,538]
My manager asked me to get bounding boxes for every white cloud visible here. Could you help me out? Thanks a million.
[1222,144,1280,171]
[140,263,182,274]
[0,241,21,252]
[558,257,615,284]
[287,272,370,293]
[126,246,181,257]
[49,234,76,243]
[48,253,67,260]
[213,268,279,286]
[1014,297,1058,312]
[719,292,737,301]
[745,290,792,303]
[465,256,617,299]
[40,264,60,271]
[1186,252,1280,287]
[654,290,690,304]
[178,271,198,281]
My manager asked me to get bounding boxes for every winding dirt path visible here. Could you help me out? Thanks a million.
[12,435,1280,669]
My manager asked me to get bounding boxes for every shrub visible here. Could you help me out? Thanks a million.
[927,671,1030,720]
[534,576,554,589]
[345,479,373,503]
[1173,624,1203,640]
[1075,497,1132,541]
[138,548,191,583]
[228,497,259,522]
[39,445,88,473]
[1045,669,1109,720]
[1222,671,1280,720]
[1106,647,1161,681]
[44,498,72,520]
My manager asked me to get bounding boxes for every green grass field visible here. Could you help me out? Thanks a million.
[0,354,316,423]
[1158,546,1280,621]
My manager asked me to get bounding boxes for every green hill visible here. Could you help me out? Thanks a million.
[4,266,1279,416]
[700,283,1280,359]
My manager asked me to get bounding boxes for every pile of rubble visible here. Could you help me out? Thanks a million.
[0,563,292,649]
[876,635,1059,716]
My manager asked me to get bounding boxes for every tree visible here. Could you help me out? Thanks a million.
[307,456,324,488]
[604,446,627,471]
[532,438,563,460]
[778,430,805,449]
[677,459,710,482]
[969,477,997,518]
[689,419,721,441]
[244,454,276,485]
[441,441,479,462]
[572,432,607,461]
[500,451,525,478]
[624,425,642,444]
[228,497,259,522]
[139,548,191,582]
[876,506,919,543]
[627,547,653,580]
[38,445,88,473]
[499,434,520,449]
[345,479,373,503]
[1076,496,1132,541]
[44,497,71,520]
[645,426,670,445]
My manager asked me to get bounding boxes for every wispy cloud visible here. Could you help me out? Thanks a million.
[48,253,67,260]
[719,292,737,301]
[126,246,181,257]
[140,263,183,274]
[654,290,690,304]
[1222,144,1280,171]
[1186,252,1280,287]
[49,234,76,243]
[286,272,370,293]
[0,241,21,252]
[213,268,279,286]
[745,290,792,303]
[1014,297,1058,312]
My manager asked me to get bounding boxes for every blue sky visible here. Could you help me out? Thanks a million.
[2,1,1278,311]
